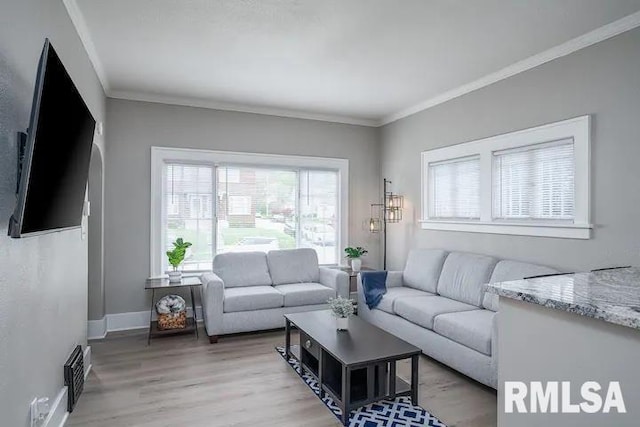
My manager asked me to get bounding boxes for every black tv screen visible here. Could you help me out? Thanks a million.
[8,39,96,238]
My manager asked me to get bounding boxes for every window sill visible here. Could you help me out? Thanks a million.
[419,220,592,239]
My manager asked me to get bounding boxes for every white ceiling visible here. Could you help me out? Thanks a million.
[69,0,640,126]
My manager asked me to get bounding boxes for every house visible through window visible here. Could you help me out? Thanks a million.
[421,116,591,239]
[227,195,252,215]
[165,164,214,271]
[153,149,347,275]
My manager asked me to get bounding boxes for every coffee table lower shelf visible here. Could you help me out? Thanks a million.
[287,343,416,425]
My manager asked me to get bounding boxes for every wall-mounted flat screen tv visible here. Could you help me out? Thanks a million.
[8,39,96,238]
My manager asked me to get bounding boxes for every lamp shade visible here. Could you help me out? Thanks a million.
[385,207,403,223]
[386,194,404,209]
[367,217,382,233]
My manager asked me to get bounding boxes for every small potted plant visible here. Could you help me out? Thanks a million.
[166,238,192,282]
[344,246,368,272]
[328,296,356,331]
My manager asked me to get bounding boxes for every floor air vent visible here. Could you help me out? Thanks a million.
[64,345,84,412]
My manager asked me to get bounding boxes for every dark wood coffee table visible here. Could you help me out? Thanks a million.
[284,310,421,425]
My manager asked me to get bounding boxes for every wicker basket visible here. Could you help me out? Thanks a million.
[157,311,187,330]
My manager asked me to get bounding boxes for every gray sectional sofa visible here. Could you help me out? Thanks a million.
[357,249,558,388]
[200,248,349,342]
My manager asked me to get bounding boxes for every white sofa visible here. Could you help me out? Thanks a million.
[200,248,349,342]
[357,249,558,388]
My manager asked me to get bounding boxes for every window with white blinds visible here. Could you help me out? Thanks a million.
[216,166,298,256]
[164,163,214,272]
[493,140,575,220]
[429,156,480,219]
[300,170,339,264]
[152,148,348,276]
[420,116,591,239]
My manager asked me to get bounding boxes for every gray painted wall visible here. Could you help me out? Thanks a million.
[88,145,105,321]
[380,28,640,273]
[104,99,380,315]
[0,0,105,426]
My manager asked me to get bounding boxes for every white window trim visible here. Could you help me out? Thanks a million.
[420,115,591,239]
[150,146,349,277]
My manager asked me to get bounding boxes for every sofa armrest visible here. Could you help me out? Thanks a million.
[318,267,350,298]
[200,272,225,336]
[490,311,499,388]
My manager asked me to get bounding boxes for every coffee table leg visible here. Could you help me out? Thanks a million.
[411,355,419,405]
[389,360,396,397]
[285,319,291,359]
[341,365,350,426]
[318,349,324,396]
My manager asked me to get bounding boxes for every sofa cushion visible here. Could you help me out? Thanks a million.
[223,286,283,313]
[375,287,434,315]
[403,249,449,293]
[434,310,495,355]
[213,252,272,288]
[483,260,559,311]
[274,283,335,307]
[394,296,477,330]
[437,252,497,307]
[267,248,320,285]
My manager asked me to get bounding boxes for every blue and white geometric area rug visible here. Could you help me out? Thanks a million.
[276,347,447,427]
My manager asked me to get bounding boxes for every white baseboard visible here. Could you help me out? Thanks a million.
[42,386,68,427]
[106,310,150,332]
[89,306,203,339]
[39,346,92,427]
[83,346,92,380]
[87,317,107,340]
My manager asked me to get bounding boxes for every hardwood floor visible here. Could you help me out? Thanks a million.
[68,327,496,427]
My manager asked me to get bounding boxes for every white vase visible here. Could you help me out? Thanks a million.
[351,258,362,272]
[336,317,349,331]
[168,270,182,283]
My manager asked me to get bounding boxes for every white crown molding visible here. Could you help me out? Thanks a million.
[380,10,640,126]
[63,0,110,92]
[108,90,379,127]
[64,3,640,128]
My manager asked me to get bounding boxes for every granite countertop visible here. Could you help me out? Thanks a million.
[486,267,640,330]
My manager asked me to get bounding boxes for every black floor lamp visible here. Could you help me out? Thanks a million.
[368,178,403,270]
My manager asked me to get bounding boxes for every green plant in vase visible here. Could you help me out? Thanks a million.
[328,296,356,331]
[344,246,368,272]
[166,238,192,282]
